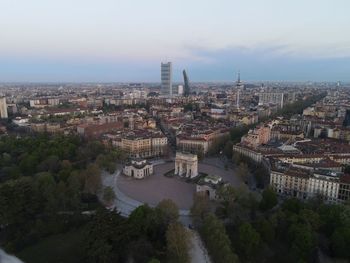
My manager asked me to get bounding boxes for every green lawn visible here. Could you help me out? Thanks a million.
[17,228,85,263]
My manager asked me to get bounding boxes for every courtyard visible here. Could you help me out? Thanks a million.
[117,160,243,210]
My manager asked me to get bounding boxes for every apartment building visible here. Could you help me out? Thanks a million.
[270,165,346,203]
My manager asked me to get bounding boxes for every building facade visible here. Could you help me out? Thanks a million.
[183,70,190,96]
[270,167,344,203]
[161,62,172,96]
[121,134,168,158]
[259,92,284,109]
[0,97,8,118]
[232,145,263,163]
[123,159,153,179]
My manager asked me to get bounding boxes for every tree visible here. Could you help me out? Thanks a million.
[56,181,69,210]
[128,238,155,263]
[83,164,101,194]
[260,187,278,211]
[216,185,236,218]
[253,164,269,189]
[35,172,56,201]
[232,152,241,164]
[282,198,304,214]
[331,227,350,259]
[66,172,82,210]
[37,155,61,173]
[299,209,321,231]
[237,162,249,179]
[166,222,190,263]
[156,199,179,225]
[19,153,39,175]
[238,222,261,258]
[230,126,250,143]
[223,140,234,159]
[287,223,315,261]
[201,213,239,263]
[128,204,168,257]
[84,208,128,263]
[219,185,258,223]
[190,193,210,227]
[103,186,116,205]
[256,219,275,244]
[0,177,40,226]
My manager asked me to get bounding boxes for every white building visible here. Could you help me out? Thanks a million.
[175,152,198,178]
[29,98,60,108]
[12,117,29,126]
[123,159,153,179]
[196,175,223,200]
[259,92,284,109]
[0,97,8,118]
[232,145,263,163]
[178,85,184,95]
[308,171,340,203]
[270,167,342,203]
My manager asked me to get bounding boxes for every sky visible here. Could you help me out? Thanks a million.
[0,0,349,82]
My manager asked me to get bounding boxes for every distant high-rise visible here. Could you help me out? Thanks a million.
[343,109,350,127]
[178,85,184,95]
[235,72,243,108]
[236,71,244,90]
[0,97,8,119]
[183,70,190,96]
[161,62,172,96]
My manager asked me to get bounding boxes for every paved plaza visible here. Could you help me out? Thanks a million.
[117,161,243,210]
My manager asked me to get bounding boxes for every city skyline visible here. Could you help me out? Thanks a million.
[0,0,349,82]
[1,2,350,262]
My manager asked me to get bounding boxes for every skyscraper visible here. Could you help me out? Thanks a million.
[343,109,350,127]
[0,97,8,119]
[183,70,190,96]
[235,72,243,108]
[161,62,172,96]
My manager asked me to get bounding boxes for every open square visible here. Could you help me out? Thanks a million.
[117,161,243,210]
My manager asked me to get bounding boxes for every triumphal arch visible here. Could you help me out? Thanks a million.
[174,152,198,178]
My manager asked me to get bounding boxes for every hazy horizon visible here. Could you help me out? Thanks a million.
[1,0,349,82]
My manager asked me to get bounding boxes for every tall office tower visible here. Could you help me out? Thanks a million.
[0,97,8,118]
[183,70,190,96]
[235,72,243,108]
[343,109,350,127]
[161,62,172,96]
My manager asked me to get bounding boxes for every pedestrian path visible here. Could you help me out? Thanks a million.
[188,230,212,263]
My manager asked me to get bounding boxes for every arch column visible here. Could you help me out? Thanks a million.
[175,161,179,175]
[179,162,183,176]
